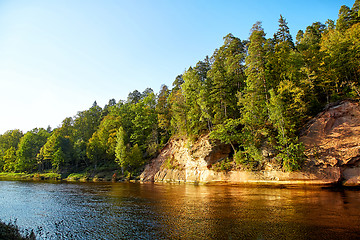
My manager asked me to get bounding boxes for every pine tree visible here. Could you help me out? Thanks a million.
[238,22,269,165]
[208,34,246,124]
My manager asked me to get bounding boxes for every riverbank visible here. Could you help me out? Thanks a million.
[0,172,61,181]
[1,171,358,189]
[141,101,360,187]
[0,170,135,183]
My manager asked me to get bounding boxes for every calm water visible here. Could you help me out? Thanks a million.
[0,181,360,240]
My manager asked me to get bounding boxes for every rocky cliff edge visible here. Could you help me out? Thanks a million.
[141,100,360,186]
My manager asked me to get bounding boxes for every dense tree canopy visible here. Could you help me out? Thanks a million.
[1,1,359,176]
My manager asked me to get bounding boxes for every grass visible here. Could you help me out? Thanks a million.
[0,172,61,181]
[0,173,32,180]
[65,173,90,181]
[33,173,62,180]
[0,166,122,182]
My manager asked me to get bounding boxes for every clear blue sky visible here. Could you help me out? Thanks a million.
[0,0,356,134]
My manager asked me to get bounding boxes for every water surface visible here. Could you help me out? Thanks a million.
[0,180,360,239]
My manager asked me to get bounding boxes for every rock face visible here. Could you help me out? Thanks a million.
[141,100,360,186]
[140,135,232,183]
[300,100,360,186]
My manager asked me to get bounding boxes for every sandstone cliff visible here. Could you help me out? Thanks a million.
[140,100,360,186]
[300,100,360,186]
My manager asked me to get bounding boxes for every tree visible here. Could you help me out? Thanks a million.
[238,22,269,165]
[270,15,297,85]
[115,129,144,175]
[73,102,102,143]
[351,0,360,24]
[101,98,117,118]
[38,129,72,172]
[37,131,57,171]
[115,126,127,173]
[0,130,23,153]
[172,74,184,91]
[16,128,49,172]
[182,63,210,136]
[0,130,23,171]
[168,82,187,136]
[86,115,122,167]
[207,34,246,124]
[130,92,158,155]
[274,15,294,48]
[270,15,308,127]
[320,22,360,99]
[127,90,142,104]
[296,21,327,108]
[267,89,303,171]
[127,144,143,172]
[210,118,241,153]
[156,84,171,144]
[336,5,353,31]
[167,74,187,136]
[86,133,103,169]
[2,147,17,172]
[141,88,154,99]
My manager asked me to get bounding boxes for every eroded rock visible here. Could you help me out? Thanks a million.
[141,100,360,186]
[300,100,360,185]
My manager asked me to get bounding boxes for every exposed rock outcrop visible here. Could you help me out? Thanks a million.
[140,136,232,183]
[141,100,360,186]
[300,100,360,186]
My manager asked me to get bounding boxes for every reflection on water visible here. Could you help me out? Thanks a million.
[0,181,360,239]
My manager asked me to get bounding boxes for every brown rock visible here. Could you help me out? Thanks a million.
[300,100,360,185]
[141,100,360,186]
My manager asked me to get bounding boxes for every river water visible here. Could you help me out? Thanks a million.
[0,180,360,240]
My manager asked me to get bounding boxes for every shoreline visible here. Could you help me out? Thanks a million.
[0,171,353,188]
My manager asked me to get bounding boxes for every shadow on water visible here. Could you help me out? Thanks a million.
[1,180,360,239]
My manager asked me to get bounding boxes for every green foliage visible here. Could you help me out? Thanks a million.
[2,147,17,172]
[115,126,127,171]
[16,128,50,173]
[38,129,72,172]
[267,89,304,171]
[127,144,144,172]
[168,83,187,135]
[0,130,23,172]
[335,4,360,32]
[0,219,35,240]
[211,158,233,172]
[208,34,246,124]
[238,22,270,165]
[210,118,241,153]
[156,84,171,144]
[277,142,304,171]
[1,1,359,175]
[320,23,360,100]
[163,156,183,170]
[73,101,102,143]
[86,115,122,167]
[130,92,158,153]
[66,172,90,181]
[182,62,210,136]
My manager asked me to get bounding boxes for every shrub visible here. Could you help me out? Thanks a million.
[0,219,35,240]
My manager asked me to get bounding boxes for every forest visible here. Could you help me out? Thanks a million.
[0,1,359,178]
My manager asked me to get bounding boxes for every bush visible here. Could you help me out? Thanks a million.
[212,158,233,172]
[0,219,35,240]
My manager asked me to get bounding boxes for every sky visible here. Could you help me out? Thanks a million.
[0,0,356,134]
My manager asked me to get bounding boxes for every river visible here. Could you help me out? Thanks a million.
[0,180,360,239]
